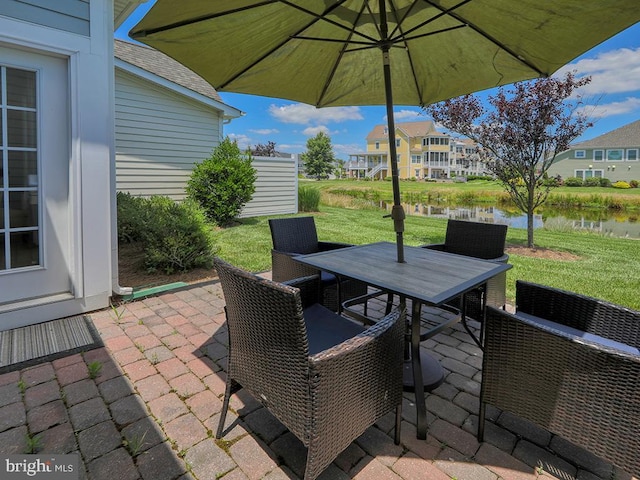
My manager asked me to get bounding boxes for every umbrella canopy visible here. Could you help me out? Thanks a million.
[131,0,640,262]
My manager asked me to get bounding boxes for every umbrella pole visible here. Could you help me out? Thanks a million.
[380,5,405,263]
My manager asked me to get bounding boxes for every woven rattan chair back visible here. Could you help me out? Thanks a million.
[269,216,319,254]
[480,282,640,476]
[443,219,507,259]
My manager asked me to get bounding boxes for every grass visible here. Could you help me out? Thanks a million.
[215,205,640,310]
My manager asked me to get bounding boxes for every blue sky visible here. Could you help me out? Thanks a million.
[116,5,640,160]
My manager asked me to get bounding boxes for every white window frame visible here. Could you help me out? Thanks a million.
[574,150,586,158]
[375,141,380,150]
[593,149,604,162]
[626,148,638,161]
[606,149,624,161]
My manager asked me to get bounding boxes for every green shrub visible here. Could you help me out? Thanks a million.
[630,179,639,188]
[298,186,321,212]
[564,177,584,187]
[141,197,216,274]
[612,181,631,189]
[187,137,257,226]
[599,177,612,187]
[583,177,601,187]
[116,192,148,243]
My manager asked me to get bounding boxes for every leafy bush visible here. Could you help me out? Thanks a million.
[583,177,601,187]
[564,177,584,187]
[599,177,612,187]
[298,186,321,212]
[612,181,631,189]
[141,196,216,274]
[187,137,257,226]
[116,192,148,243]
[467,175,494,181]
[630,179,639,188]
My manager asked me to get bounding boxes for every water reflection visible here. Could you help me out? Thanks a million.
[382,202,640,239]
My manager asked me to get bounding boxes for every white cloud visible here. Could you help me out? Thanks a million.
[576,97,640,118]
[393,109,422,121]
[269,103,363,125]
[227,133,251,150]
[302,125,330,136]
[558,47,640,95]
[249,128,279,135]
[333,143,364,156]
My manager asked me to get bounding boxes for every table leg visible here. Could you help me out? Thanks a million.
[410,299,428,440]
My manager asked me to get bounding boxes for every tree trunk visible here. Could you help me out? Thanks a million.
[527,210,535,248]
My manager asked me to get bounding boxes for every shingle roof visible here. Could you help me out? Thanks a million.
[114,39,222,102]
[574,119,640,148]
[366,120,439,141]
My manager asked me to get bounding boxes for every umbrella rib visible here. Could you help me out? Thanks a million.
[279,0,380,45]
[419,0,547,76]
[316,2,369,107]
[218,0,361,90]
[130,1,277,38]
[389,0,471,42]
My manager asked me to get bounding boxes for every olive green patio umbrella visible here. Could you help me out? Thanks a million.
[131,0,640,263]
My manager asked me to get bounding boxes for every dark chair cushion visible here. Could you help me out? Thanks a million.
[303,304,366,355]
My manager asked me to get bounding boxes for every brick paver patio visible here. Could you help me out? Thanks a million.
[0,277,636,480]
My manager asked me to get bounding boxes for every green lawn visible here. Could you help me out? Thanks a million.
[215,205,640,311]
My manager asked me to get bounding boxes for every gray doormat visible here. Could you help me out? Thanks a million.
[0,315,103,374]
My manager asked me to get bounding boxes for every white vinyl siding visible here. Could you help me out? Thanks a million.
[115,70,223,201]
[240,156,298,218]
[0,0,90,36]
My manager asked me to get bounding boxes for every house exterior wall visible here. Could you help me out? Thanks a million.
[0,0,90,35]
[0,0,115,330]
[115,69,223,201]
[549,147,639,183]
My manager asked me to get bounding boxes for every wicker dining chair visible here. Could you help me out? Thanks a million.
[214,258,405,480]
[422,219,508,328]
[480,281,640,476]
[269,216,367,311]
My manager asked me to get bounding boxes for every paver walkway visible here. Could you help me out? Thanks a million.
[0,277,636,480]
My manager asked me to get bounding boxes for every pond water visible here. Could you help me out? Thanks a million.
[380,202,640,239]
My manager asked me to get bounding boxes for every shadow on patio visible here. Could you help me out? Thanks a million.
[0,279,636,480]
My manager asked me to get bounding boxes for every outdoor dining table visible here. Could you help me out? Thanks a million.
[295,241,512,439]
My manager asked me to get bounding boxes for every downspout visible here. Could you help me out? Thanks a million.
[109,38,132,297]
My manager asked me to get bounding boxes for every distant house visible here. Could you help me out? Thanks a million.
[549,120,640,182]
[346,120,489,180]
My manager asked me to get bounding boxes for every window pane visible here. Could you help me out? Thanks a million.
[10,231,39,268]
[0,234,5,270]
[594,150,603,161]
[6,68,36,108]
[628,149,638,161]
[0,195,3,229]
[9,191,38,228]
[607,150,623,161]
[8,151,37,187]
[7,109,37,148]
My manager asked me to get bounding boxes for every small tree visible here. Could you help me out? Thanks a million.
[301,132,336,179]
[253,141,277,157]
[425,72,592,247]
[187,137,257,226]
